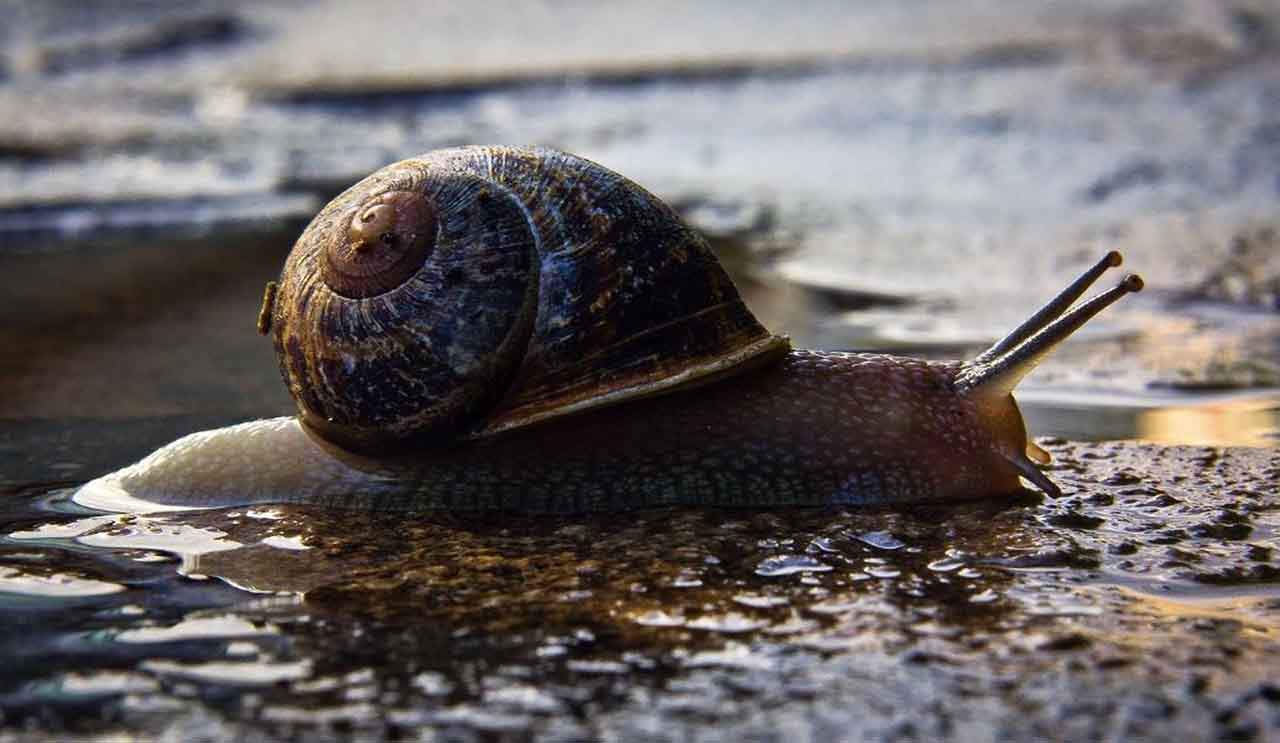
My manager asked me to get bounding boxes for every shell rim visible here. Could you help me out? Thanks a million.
[468,333,792,440]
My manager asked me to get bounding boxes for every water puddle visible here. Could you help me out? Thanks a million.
[0,438,1274,738]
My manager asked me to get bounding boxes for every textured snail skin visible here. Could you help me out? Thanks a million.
[76,351,1024,512]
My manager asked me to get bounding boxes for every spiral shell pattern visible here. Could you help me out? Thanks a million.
[269,146,787,452]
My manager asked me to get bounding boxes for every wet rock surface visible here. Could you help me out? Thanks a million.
[1,441,1277,741]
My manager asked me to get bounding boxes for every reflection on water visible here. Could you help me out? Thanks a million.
[0,440,1276,738]
[1020,388,1280,447]
[1138,398,1279,447]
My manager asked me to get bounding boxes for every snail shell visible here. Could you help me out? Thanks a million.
[267,146,789,452]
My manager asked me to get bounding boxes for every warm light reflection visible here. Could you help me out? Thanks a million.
[1020,390,1279,448]
[1137,398,1279,447]
[1121,588,1280,632]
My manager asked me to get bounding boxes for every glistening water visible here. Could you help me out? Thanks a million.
[0,441,1276,741]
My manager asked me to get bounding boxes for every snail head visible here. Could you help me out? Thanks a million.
[955,251,1144,496]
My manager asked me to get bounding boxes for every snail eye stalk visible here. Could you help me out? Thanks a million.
[958,253,1143,397]
[971,251,1123,366]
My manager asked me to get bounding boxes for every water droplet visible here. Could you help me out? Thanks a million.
[485,685,564,714]
[763,617,821,635]
[866,566,902,579]
[632,610,685,627]
[142,658,312,686]
[755,554,833,577]
[686,613,767,633]
[117,616,275,644]
[808,598,861,615]
[686,645,777,671]
[671,572,703,588]
[733,594,790,609]
[411,671,453,696]
[0,566,124,598]
[854,531,906,550]
[927,557,964,572]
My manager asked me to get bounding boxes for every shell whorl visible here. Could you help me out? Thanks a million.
[321,190,439,299]
[270,146,788,453]
[271,160,540,451]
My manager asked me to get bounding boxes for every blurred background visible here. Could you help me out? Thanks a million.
[0,0,1277,485]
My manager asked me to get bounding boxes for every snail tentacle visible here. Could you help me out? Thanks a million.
[957,273,1143,397]
[971,250,1123,365]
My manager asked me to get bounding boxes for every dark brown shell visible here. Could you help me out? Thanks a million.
[270,145,789,452]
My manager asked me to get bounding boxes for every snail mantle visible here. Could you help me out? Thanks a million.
[76,146,1143,513]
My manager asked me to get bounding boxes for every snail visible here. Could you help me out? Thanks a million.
[75,146,1143,513]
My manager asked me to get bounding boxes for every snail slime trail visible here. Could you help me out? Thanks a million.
[75,146,1144,513]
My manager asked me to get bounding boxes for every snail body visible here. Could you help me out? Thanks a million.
[76,146,1143,513]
